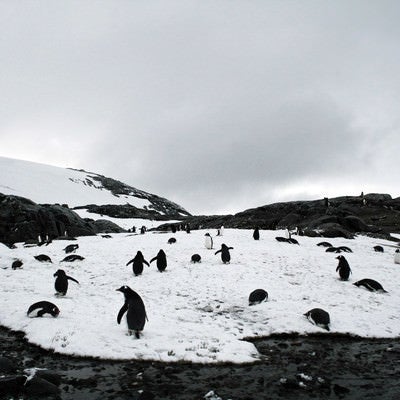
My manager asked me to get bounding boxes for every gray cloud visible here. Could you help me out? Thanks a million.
[1,1,399,214]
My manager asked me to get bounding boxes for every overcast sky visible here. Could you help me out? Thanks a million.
[1,1,399,215]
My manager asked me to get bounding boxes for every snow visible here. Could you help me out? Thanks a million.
[0,156,151,209]
[73,208,179,231]
[1,229,399,364]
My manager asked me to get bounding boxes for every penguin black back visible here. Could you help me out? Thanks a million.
[150,250,167,272]
[63,244,79,254]
[34,254,52,263]
[53,269,79,296]
[335,255,352,281]
[27,301,60,318]
[126,251,149,276]
[304,308,330,331]
[215,244,233,264]
[253,227,260,240]
[116,285,147,338]
[249,289,268,305]
[191,254,201,263]
[353,279,387,293]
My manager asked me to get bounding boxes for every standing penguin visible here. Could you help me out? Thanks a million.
[126,251,149,276]
[253,227,260,240]
[336,255,352,281]
[116,286,147,338]
[53,269,79,296]
[150,250,167,272]
[204,233,213,249]
[215,244,234,264]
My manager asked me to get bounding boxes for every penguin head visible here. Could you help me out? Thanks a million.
[158,249,165,256]
[336,255,343,260]
[52,306,60,317]
[53,269,66,277]
[353,281,360,287]
[205,233,210,237]
[116,285,129,293]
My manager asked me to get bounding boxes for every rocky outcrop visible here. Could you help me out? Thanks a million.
[68,169,191,218]
[157,194,400,240]
[0,193,125,246]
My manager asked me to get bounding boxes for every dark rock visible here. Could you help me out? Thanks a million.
[0,375,26,395]
[24,376,61,396]
[0,356,17,373]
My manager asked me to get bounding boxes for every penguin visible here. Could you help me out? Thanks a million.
[326,247,341,253]
[220,226,224,236]
[248,289,268,305]
[395,249,400,265]
[186,224,191,234]
[150,250,167,272]
[116,285,147,338]
[204,233,213,249]
[53,269,79,296]
[27,301,60,318]
[167,237,177,244]
[101,234,112,238]
[126,251,149,276]
[253,227,260,241]
[337,246,352,253]
[34,254,52,263]
[353,279,387,293]
[336,255,352,281]
[317,241,333,248]
[63,244,79,254]
[12,259,23,270]
[171,225,177,233]
[304,308,330,331]
[61,254,85,262]
[275,236,287,242]
[373,245,384,253]
[215,244,233,264]
[191,254,201,263]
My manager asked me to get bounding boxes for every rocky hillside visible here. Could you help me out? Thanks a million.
[160,193,400,241]
[0,157,191,220]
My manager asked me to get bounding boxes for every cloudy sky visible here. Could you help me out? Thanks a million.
[1,1,399,215]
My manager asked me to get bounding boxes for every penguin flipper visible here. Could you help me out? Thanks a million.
[149,257,157,264]
[215,250,221,255]
[126,259,134,266]
[143,260,150,267]
[67,276,80,284]
[117,304,128,324]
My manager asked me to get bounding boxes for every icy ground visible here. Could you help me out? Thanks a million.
[0,229,399,364]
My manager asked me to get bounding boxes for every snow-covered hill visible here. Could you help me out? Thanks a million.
[0,156,190,219]
[0,229,399,363]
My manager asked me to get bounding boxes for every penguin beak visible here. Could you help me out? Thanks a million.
[116,287,123,292]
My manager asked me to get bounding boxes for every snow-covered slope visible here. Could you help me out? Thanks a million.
[0,156,189,217]
[0,229,399,364]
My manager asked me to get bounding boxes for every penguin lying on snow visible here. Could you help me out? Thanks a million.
[353,279,387,293]
[116,286,147,338]
[275,237,299,245]
[34,254,52,263]
[63,244,79,254]
[53,269,79,296]
[248,289,268,305]
[61,254,85,262]
[150,250,167,272]
[126,251,149,276]
[191,254,201,263]
[373,245,384,253]
[304,308,330,331]
[336,255,352,281]
[27,301,60,318]
[317,241,333,248]
[167,237,176,244]
[215,244,234,264]
[12,259,23,270]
